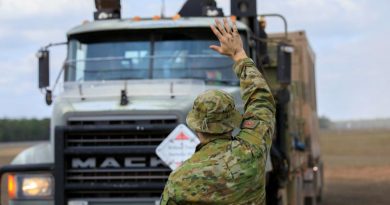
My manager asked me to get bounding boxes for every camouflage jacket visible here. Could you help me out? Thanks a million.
[161,58,276,205]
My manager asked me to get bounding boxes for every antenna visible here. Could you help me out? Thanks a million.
[161,0,166,18]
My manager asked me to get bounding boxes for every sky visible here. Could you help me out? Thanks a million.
[0,0,389,121]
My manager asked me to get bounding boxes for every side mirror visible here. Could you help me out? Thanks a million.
[277,43,294,84]
[37,49,50,89]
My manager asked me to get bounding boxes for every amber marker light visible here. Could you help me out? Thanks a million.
[132,16,141,21]
[152,15,161,20]
[230,15,237,22]
[8,174,17,199]
[172,14,181,21]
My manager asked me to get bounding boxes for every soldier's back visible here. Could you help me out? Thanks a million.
[165,135,266,205]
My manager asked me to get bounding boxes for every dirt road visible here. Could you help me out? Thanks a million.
[320,130,390,205]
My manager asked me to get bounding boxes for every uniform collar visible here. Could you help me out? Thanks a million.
[195,132,232,152]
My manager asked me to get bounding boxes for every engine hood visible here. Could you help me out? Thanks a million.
[52,79,243,125]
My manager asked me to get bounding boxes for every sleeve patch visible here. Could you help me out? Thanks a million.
[241,120,259,129]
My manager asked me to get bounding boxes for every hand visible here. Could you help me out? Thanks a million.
[210,18,248,62]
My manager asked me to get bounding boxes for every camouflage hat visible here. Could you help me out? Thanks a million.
[186,90,242,134]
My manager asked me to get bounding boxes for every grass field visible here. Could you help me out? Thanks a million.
[0,131,390,204]
[320,129,390,205]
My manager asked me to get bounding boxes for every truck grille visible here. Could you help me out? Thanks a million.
[55,115,178,201]
[67,115,177,126]
[66,168,171,183]
[65,130,168,147]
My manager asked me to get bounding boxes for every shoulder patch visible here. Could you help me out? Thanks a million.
[241,120,259,129]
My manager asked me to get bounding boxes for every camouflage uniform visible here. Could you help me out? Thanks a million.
[161,58,276,205]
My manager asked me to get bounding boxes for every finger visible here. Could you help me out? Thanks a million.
[209,45,222,53]
[232,19,238,33]
[210,25,223,40]
[215,19,227,35]
[223,18,232,34]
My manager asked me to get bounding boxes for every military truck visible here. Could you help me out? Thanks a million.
[0,0,323,205]
[265,31,323,205]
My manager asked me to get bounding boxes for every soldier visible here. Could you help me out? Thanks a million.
[259,16,270,65]
[161,18,276,205]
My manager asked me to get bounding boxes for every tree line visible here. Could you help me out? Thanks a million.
[0,118,50,142]
[318,116,332,130]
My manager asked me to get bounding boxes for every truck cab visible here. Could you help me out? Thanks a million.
[2,17,252,205]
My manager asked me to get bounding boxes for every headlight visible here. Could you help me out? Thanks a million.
[8,173,53,200]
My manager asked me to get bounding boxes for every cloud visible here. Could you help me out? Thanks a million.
[216,0,380,39]
[0,54,35,92]
[316,26,390,120]
[0,51,51,118]
[242,0,390,120]
[0,0,93,20]
[0,27,10,38]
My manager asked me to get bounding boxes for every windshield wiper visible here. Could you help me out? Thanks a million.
[182,77,239,86]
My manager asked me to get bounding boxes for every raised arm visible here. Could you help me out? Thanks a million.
[210,18,276,147]
[234,57,275,146]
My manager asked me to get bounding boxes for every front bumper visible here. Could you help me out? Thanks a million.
[9,198,160,205]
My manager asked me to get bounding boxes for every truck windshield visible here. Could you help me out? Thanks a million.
[66,29,246,84]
